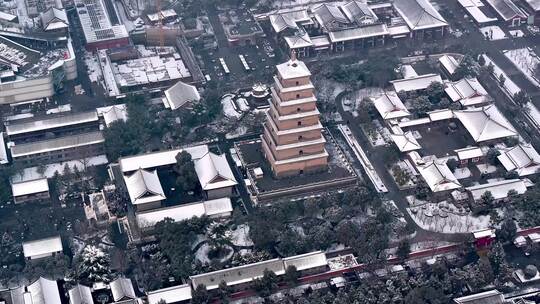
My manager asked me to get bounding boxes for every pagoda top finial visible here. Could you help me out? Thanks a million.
[290,50,297,62]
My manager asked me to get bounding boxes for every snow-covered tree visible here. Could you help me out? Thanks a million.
[77,245,112,283]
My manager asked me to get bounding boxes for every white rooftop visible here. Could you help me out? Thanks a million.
[163,81,200,110]
[454,105,517,142]
[26,277,62,304]
[466,179,528,201]
[498,144,540,176]
[454,146,483,160]
[445,78,490,106]
[136,198,232,228]
[393,0,448,30]
[276,57,311,80]
[11,178,49,197]
[110,277,136,302]
[439,54,459,75]
[22,236,62,258]
[119,145,209,173]
[147,284,192,304]
[5,111,98,136]
[390,73,442,92]
[193,152,238,191]
[390,131,421,152]
[125,169,166,205]
[96,104,128,127]
[75,0,128,44]
[68,284,94,304]
[373,91,411,120]
[282,251,328,271]
[417,159,462,192]
[10,131,105,158]
[0,132,8,164]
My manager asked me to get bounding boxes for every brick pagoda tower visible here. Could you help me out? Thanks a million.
[261,53,328,178]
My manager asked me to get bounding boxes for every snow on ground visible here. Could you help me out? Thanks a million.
[476,163,497,174]
[408,202,490,233]
[11,155,109,182]
[84,52,102,83]
[480,26,507,40]
[194,243,234,264]
[453,167,471,179]
[221,95,242,119]
[504,48,540,87]
[225,125,248,139]
[237,98,250,112]
[231,224,254,247]
[526,103,540,128]
[509,30,524,38]
[481,55,521,95]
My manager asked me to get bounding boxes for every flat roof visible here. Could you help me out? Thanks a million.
[390,74,442,92]
[11,178,49,197]
[119,145,209,173]
[22,236,62,258]
[147,284,192,304]
[282,251,327,271]
[11,131,104,158]
[0,132,7,164]
[5,111,98,136]
[75,0,128,44]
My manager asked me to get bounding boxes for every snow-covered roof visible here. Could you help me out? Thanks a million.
[373,91,411,120]
[485,0,526,21]
[439,54,459,75]
[11,178,49,197]
[313,3,349,28]
[328,23,389,42]
[119,145,209,173]
[498,144,540,176]
[455,146,483,160]
[525,0,540,11]
[26,277,62,304]
[75,0,128,44]
[11,131,105,158]
[390,73,442,92]
[393,0,448,31]
[466,179,528,201]
[22,236,62,258]
[453,105,517,142]
[417,160,462,192]
[276,57,311,80]
[125,169,166,205]
[269,10,309,33]
[193,152,238,191]
[445,78,490,106]
[471,229,496,240]
[163,81,201,110]
[41,7,68,31]
[190,258,286,290]
[136,198,232,228]
[428,109,454,121]
[147,284,192,304]
[341,0,378,24]
[68,284,94,304]
[203,197,233,216]
[110,277,136,302]
[390,131,421,152]
[96,104,128,127]
[5,111,98,136]
[284,32,313,49]
[0,10,17,22]
[282,251,328,271]
[0,132,8,165]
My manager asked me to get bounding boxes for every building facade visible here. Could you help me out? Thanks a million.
[261,54,328,178]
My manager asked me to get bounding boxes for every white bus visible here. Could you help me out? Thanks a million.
[239,54,250,71]
[219,58,230,75]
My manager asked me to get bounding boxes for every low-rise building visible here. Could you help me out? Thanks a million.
[136,198,232,230]
[454,146,484,166]
[453,289,505,304]
[390,73,442,93]
[163,81,200,110]
[68,284,94,304]
[453,105,518,143]
[485,0,527,26]
[11,178,50,204]
[497,143,540,176]
[125,169,166,211]
[110,277,137,302]
[445,78,491,107]
[439,54,460,79]
[193,152,238,199]
[22,236,63,260]
[466,179,529,202]
[417,159,462,192]
[147,284,192,304]
[10,131,105,167]
[373,91,411,120]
